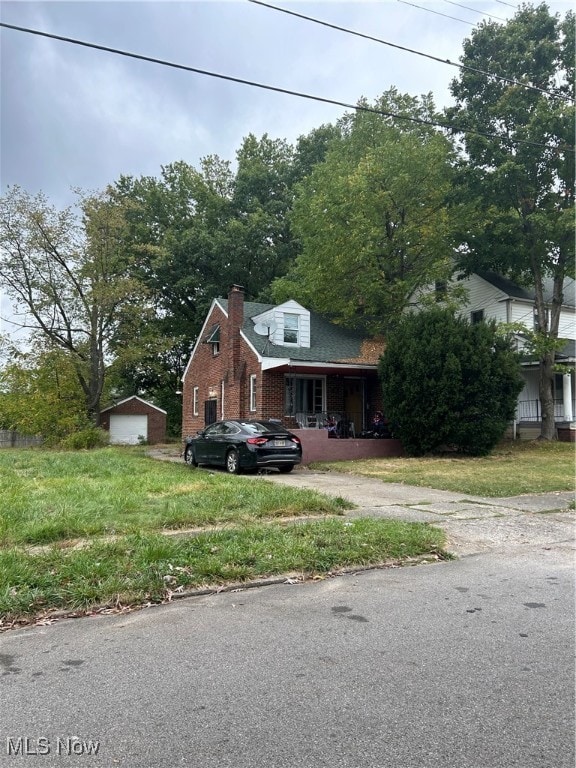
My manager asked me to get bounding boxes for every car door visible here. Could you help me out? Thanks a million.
[196,422,224,463]
[212,422,240,465]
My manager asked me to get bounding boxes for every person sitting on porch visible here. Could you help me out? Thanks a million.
[372,411,390,438]
[324,415,337,437]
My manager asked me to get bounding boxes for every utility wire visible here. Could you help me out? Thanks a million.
[0,21,573,154]
[441,0,507,22]
[396,0,474,25]
[249,0,572,103]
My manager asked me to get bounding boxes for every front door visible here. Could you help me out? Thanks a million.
[204,399,217,427]
[343,379,363,435]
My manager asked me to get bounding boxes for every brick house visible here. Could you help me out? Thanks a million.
[181,286,403,460]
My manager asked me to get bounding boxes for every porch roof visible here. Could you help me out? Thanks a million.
[519,338,575,366]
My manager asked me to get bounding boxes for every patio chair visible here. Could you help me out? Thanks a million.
[294,413,309,429]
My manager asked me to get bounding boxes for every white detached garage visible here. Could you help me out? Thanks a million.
[100,396,167,445]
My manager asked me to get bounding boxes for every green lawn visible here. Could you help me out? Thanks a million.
[0,447,349,547]
[313,440,575,497]
[0,447,447,627]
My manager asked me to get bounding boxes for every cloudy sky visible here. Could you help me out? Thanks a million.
[0,0,571,342]
[2,0,571,207]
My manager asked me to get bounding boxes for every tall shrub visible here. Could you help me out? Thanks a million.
[379,308,523,456]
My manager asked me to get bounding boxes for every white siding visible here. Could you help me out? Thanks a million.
[508,300,575,339]
[456,274,509,324]
[252,300,311,348]
[518,372,540,402]
[410,273,510,323]
[559,308,575,340]
[412,274,575,338]
[508,300,535,328]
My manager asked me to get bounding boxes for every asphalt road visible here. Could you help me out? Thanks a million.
[1,466,574,768]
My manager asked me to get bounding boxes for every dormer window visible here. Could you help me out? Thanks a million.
[284,314,299,344]
[252,300,310,349]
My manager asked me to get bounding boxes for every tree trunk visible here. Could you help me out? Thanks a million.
[538,350,557,440]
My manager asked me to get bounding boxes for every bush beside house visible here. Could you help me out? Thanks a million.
[380,308,524,456]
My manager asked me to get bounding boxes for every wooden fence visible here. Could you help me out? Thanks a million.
[0,430,43,448]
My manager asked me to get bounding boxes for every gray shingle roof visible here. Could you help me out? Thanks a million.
[220,299,380,364]
[479,272,576,308]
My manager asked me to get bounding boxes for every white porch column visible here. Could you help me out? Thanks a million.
[563,374,573,422]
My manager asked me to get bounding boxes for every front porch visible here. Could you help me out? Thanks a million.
[292,428,404,464]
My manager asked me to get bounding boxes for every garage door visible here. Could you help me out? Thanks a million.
[109,414,148,445]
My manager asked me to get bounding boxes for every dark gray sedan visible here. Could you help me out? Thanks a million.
[184,420,302,474]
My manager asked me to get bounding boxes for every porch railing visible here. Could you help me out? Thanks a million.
[290,411,364,436]
[516,399,566,422]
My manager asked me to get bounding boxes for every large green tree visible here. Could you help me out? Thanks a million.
[0,187,149,425]
[113,135,301,338]
[380,308,524,456]
[271,90,459,334]
[110,131,330,426]
[447,3,575,439]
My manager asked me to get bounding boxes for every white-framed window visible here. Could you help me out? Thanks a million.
[193,386,199,416]
[284,375,325,414]
[249,374,257,412]
[533,306,549,332]
[284,313,299,345]
[212,341,220,356]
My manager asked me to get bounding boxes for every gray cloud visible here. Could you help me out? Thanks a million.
[8,0,567,204]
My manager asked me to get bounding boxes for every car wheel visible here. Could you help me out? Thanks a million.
[278,464,294,474]
[184,446,198,467]
[225,449,241,474]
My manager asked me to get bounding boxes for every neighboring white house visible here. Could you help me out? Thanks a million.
[411,271,576,432]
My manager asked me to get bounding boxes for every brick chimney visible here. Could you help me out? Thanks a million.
[228,284,245,379]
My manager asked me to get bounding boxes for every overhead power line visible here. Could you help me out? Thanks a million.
[396,0,474,25]
[248,0,572,103]
[0,21,573,155]
[441,0,508,22]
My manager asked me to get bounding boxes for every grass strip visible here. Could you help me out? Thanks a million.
[0,448,349,546]
[0,519,447,624]
[313,441,575,497]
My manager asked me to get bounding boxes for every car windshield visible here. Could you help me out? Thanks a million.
[240,421,290,435]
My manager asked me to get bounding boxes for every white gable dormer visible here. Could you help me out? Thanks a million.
[252,300,311,348]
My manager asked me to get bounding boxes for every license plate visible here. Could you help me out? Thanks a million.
[273,439,286,447]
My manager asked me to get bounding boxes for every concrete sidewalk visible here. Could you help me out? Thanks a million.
[251,468,575,557]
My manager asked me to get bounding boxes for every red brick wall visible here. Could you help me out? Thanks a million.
[181,297,268,441]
